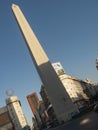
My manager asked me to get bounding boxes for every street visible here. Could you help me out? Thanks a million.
[50,111,98,130]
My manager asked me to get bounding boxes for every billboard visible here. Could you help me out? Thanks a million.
[52,62,65,76]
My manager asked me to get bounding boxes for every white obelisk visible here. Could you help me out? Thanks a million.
[12,4,78,122]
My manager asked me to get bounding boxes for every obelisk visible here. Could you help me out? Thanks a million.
[12,4,78,122]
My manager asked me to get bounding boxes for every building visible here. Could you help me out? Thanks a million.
[27,93,40,115]
[38,101,49,127]
[59,74,89,108]
[12,4,79,122]
[40,85,56,121]
[6,96,29,130]
[40,62,98,119]
[52,62,98,108]
[27,93,42,128]
[27,93,49,129]
[52,63,92,107]
[81,79,98,100]
[0,106,14,130]
[32,117,38,130]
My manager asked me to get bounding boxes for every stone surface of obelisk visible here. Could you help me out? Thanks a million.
[12,4,78,122]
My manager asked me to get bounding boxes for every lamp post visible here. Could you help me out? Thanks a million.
[96,58,98,70]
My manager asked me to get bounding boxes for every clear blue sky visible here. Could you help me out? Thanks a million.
[0,0,98,125]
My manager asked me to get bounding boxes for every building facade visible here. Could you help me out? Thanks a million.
[59,75,89,108]
[52,62,98,108]
[40,85,56,121]
[27,93,42,128]
[40,62,98,120]
[27,93,40,115]
[38,101,49,124]
[6,96,29,130]
[0,106,14,130]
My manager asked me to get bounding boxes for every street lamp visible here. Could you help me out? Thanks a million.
[96,58,98,70]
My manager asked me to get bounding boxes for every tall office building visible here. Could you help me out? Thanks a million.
[12,4,78,122]
[27,93,40,115]
[27,92,41,127]
[6,96,28,130]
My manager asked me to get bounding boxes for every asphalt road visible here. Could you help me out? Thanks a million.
[51,111,98,130]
